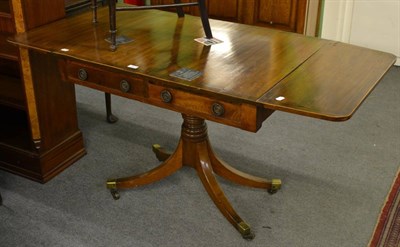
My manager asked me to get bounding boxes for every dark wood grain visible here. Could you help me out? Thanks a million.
[152,0,308,33]
[9,7,396,122]
[30,51,81,151]
[0,32,18,60]
[0,74,25,109]
[23,0,65,30]
[0,12,14,33]
[0,49,86,183]
[0,0,85,183]
[0,50,86,183]
[0,0,11,13]
[9,7,324,101]
[207,0,239,22]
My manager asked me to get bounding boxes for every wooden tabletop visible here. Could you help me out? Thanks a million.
[9,6,396,121]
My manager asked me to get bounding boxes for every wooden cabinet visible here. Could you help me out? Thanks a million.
[0,0,85,183]
[65,0,104,13]
[150,0,241,22]
[151,0,308,33]
[244,0,307,33]
[207,0,241,23]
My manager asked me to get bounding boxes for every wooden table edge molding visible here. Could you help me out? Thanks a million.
[7,7,397,239]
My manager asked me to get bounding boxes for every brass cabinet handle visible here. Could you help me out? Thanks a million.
[78,68,88,81]
[120,80,131,93]
[160,89,173,103]
[212,102,225,117]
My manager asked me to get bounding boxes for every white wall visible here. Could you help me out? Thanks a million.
[321,0,400,65]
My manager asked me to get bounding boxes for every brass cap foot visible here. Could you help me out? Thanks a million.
[106,180,117,189]
[268,179,282,194]
[238,222,255,240]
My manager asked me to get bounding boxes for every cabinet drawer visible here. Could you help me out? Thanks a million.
[147,84,272,132]
[65,61,146,99]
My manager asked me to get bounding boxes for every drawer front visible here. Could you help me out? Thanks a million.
[147,83,269,131]
[148,83,241,124]
[65,61,146,99]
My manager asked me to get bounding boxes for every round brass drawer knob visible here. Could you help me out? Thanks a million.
[160,90,173,103]
[212,103,225,117]
[120,80,131,93]
[78,68,88,81]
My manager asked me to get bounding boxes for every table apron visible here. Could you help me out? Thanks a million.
[61,59,274,132]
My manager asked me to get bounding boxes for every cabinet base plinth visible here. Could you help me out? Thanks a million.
[0,131,86,183]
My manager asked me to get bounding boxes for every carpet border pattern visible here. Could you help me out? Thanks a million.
[369,169,400,247]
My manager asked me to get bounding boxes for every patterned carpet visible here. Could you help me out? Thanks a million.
[369,169,400,247]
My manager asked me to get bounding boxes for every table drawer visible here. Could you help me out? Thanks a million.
[65,61,146,98]
[147,84,272,132]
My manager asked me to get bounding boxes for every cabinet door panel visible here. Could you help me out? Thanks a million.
[23,0,65,30]
[207,0,239,22]
[255,0,298,31]
[259,0,293,26]
[0,0,11,13]
[0,0,14,33]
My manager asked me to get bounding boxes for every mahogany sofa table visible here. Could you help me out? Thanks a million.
[9,7,396,239]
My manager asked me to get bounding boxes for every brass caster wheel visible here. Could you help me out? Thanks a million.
[268,179,282,195]
[106,114,119,124]
[110,189,120,200]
